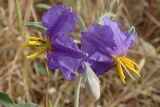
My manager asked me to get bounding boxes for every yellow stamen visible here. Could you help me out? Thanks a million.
[116,59,126,84]
[23,36,51,59]
[23,41,44,47]
[125,64,141,77]
[25,36,45,41]
[119,60,136,81]
[113,55,141,83]
[26,47,47,59]
[120,57,140,69]
[119,57,135,68]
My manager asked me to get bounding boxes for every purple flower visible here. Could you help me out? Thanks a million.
[42,5,77,37]
[81,17,140,83]
[23,5,86,80]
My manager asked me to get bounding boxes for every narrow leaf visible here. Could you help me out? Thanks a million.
[36,3,51,10]
[26,22,47,33]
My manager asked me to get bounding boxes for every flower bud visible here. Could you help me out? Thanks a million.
[83,62,100,101]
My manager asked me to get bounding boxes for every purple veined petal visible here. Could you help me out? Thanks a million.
[87,52,113,75]
[59,65,74,80]
[102,17,137,56]
[102,17,125,49]
[50,32,78,49]
[50,33,87,58]
[90,61,112,76]
[58,58,78,80]
[48,48,86,59]
[102,17,121,32]
[114,31,137,56]
[123,31,137,50]
[81,24,119,56]
[88,52,113,64]
[42,5,78,35]
[81,32,105,56]
[47,51,83,80]
[46,32,85,80]
[47,53,59,70]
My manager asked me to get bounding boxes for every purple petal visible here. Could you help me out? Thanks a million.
[47,55,59,69]
[87,52,113,75]
[59,65,74,80]
[51,33,87,58]
[42,5,77,35]
[88,52,113,64]
[122,31,137,55]
[103,17,126,51]
[47,51,83,80]
[47,33,86,80]
[81,24,120,56]
[90,61,112,76]
[102,17,137,55]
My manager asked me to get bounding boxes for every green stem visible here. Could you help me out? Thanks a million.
[74,75,82,107]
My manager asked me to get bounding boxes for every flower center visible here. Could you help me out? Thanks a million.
[23,36,52,59]
[113,55,141,84]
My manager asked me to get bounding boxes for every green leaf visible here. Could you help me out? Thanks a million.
[0,92,15,107]
[16,103,38,107]
[98,12,116,25]
[36,3,51,10]
[26,22,47,33]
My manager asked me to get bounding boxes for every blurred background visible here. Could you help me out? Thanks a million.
[0,0,160,107]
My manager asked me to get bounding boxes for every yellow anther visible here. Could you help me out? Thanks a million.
[125,64,141,77]
[121,57,140,69]
[29,41,44,46]
[116,59,126,84]
[25,36,45,41]
[113,55,141,83]
[119,57,135,68]
[26,47,47,59]
[23,36,51,59]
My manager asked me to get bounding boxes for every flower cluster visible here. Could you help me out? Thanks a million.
[23,5,140,83]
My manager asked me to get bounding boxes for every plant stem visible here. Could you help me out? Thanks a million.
[74,75,82,107]
[15,0,22,33]
[46,63,50,107]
